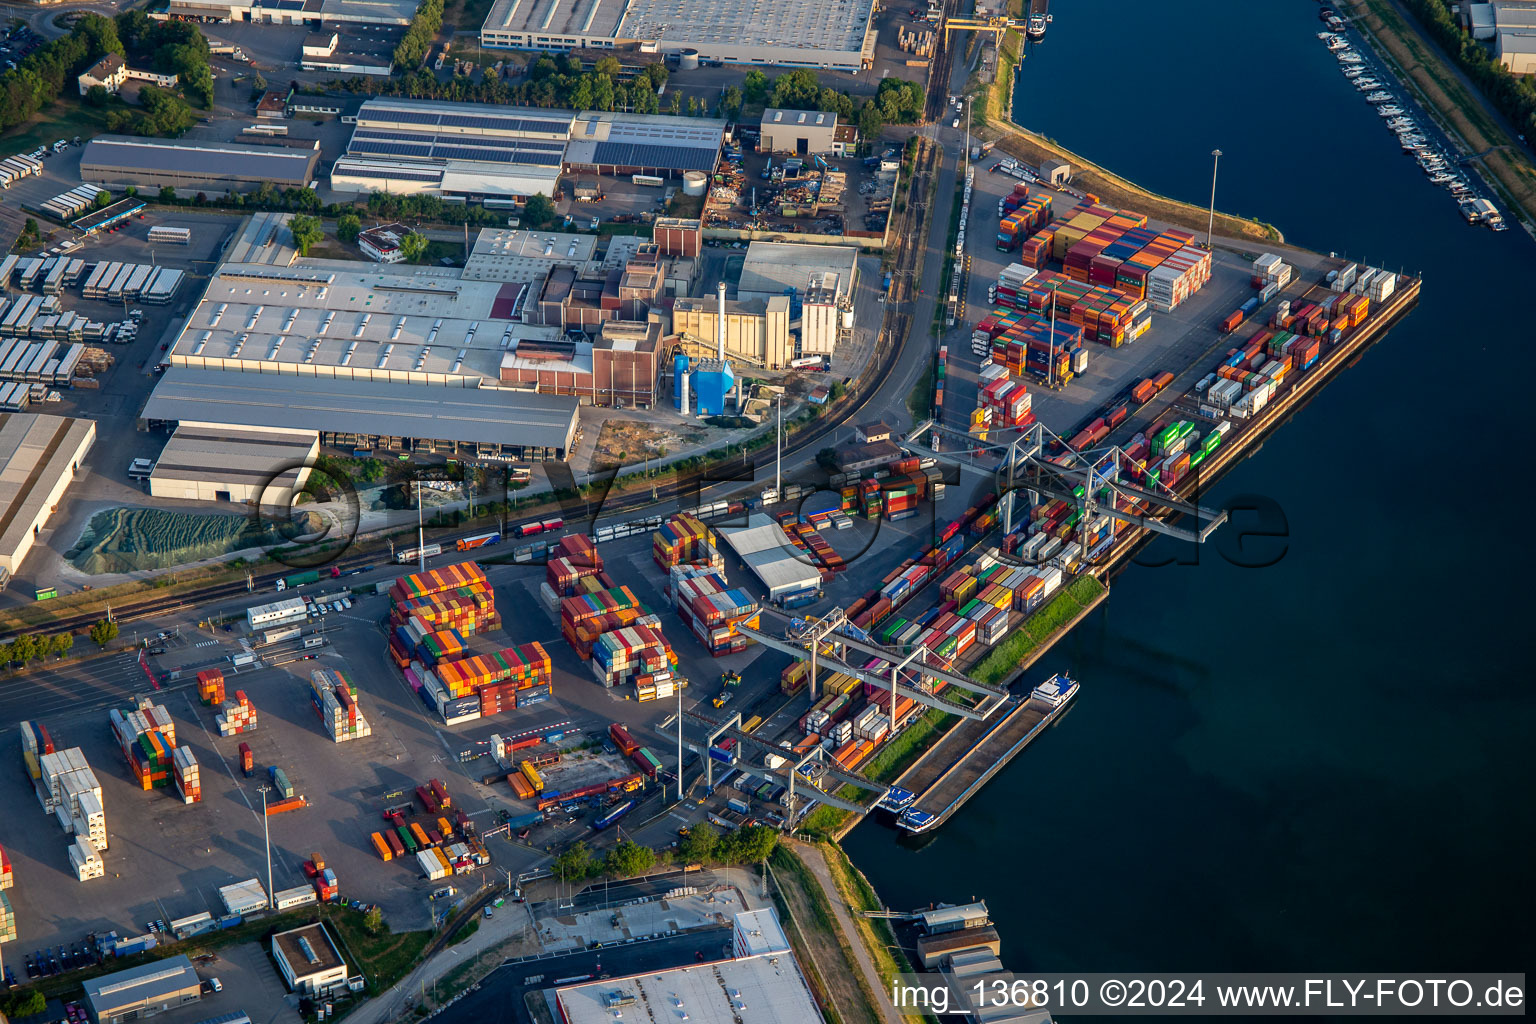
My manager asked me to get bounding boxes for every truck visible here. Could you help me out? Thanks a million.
[275,569,320,592]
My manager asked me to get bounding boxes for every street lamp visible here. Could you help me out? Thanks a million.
[258,784,274,910]
[1206,148,1222,249]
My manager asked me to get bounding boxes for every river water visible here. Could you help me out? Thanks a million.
[845,0,1535,973]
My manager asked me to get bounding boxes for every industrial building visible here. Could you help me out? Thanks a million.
[80,136,320,197]
[461,228,598,283]
[718,514,822,601]
[148,424,318,508]
[480,0,876,71]
[330,99,574,199]
[557,910,822,1024]
[165,0,417,26]
[357,222,412,263]
[729,241,859,359]
[330,100,724,199]
[653,216,703,259]
[759,108,840,156]
[498,316,666,407]
[83,955,201,1024]
[143,369,579,462]
[672,293,792,368]
[0,412,96,590]
[271,923,350,995]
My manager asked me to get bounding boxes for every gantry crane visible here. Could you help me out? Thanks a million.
[905,417,1229,566]
[942,13,1031,42]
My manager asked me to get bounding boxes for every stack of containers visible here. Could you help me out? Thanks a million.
[389,562,488,606]
[19,720,55,790]
[591,624,678,689]
[69,836,104,881]
[413,627,465,666]
[934,344,946,414]
[0,889,14,942]
[108,704,176,790]
[652,514,718,569]
[979,377,1032,429]
[172,747,200,804]
[1146,246,1213,312]
[675,573,760,656]
[216,691,258,736]
[197,669,226,705]
[311,668,372,742]
[434,643,551,699]
[0,843,11,889]
[314,866,339,901]
[560,586,645,658]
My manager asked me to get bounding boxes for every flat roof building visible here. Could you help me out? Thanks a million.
[557,909,822,1024]
[143,369,579,461]
[271,922,350,996]
[0,412,95,589]
[357,221,412,263]
[481,0,876,70]
[462,228,598,283]
[148,424,318,509]
[671,294,792,369]
[733,908,791,958]
[165,0,416,25]
[760,108,839,156]
[564,111,724,176]
[738,241,860,304]
[80,136,320,197]
[718,514,822,601]
[83,955,201,1024]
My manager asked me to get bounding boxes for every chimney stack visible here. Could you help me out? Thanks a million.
[716,280,727,361]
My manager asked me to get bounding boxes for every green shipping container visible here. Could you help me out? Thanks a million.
[397,825,418,854]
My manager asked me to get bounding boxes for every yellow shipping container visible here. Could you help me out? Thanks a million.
[520,761,542,792]
[437,816,454,840]
[434,847,452,872]
[23,749,39,780]
[952,576,977,603]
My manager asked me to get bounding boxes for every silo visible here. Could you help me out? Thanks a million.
[678,49,701,70]
[672,351,691,411]
[683,171,708,196]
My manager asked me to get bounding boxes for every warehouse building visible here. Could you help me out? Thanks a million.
[718,514,822,601]
[165,0,416,25]
[564,111,724,177]
[0,412,96,590]
[557,910,822,1024]
[331,100,722,199]
[148,424,318,508]
[83,955,201,1024]
[330,99,573,200]
[653,216,702,258]
[272,923,350,995]
[480,0,876,70]
[738,241,858,357]
[80,136,320,197]
[143,369,578,461]
[759,108,839,156]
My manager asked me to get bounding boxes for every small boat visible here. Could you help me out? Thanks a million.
[1338,52,1364,64]
[1343,68,1366,78]
[1428,172,1455,184]
[1365,91,1393,103]
[1030,673,1080,709]
[1026,12,1051,39]
[1378,106,1405,117]
[1355,78,1382,89]
[1326,36,1350,51]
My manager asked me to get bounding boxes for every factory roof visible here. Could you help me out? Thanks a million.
[738,241,859,301]
[80,135,319,183]
[734,909,791,957]
[273,923,347,977]
[565,111,724,172]
[501,338,594,376]
[150,425,317,488]
[761,108,839,132]
[482,0,627,39]
[84,955,200,1014]
[318,0,418,21]
[0,412,96,575]
[165,258,546,383]
[355,97,574,138]
[142,369,580,450]
[462,229,597,282]
[555,952,822,1024]
[717,514,822,597]
[619,0,872,52]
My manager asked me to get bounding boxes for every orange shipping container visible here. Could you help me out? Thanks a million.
[370,832,393,861]
[409,822,431,848]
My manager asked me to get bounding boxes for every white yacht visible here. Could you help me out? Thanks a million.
[1030,674,1080,709]
[1365,91,1393,103]
[1378,105,1405,117]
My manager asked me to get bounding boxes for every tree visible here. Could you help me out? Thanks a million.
[677,822,718,864]
[9,634,36,666]
[159,185,177,203]
[337,212,361,242]
[667,91,682,116]
[51,633,74,659]
[75,13,125,61]
[643,62,668,90]
[770,68,821,110]
[89,619,119,647]
[686,95,699,117]
[398,230,428,263]
[720,85,742,120]
[554,840,592,881]
[604,839,656,878]
[718,823,777,865]
[364,905,383,935]
[94,190,111,208]
[742,69,768,104]
[22,217,38,238]
[595,56,620,79]
[84,83,110,106]
[9,990,46,1017]
[289,214,323,256]
[523,192,556,229]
